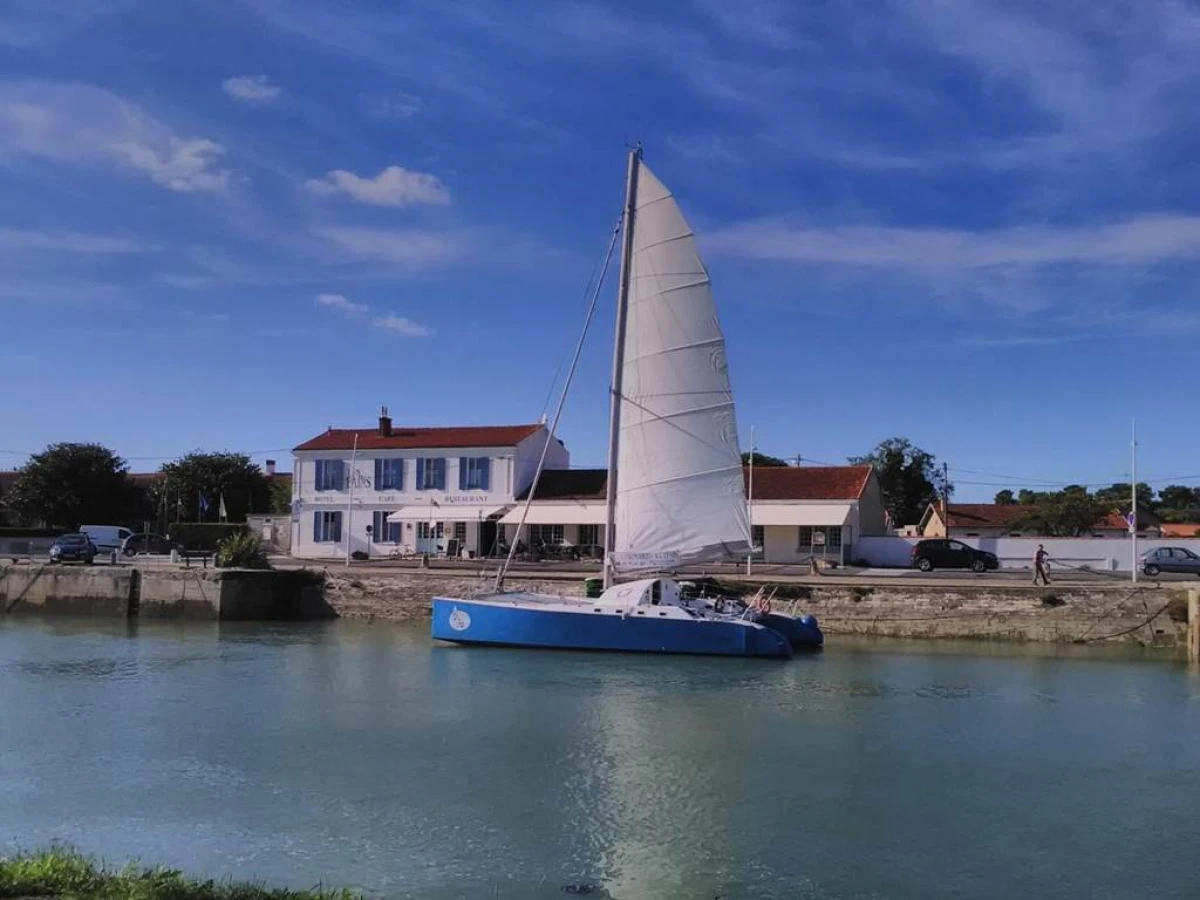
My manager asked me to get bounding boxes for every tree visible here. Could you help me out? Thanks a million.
[849,437,947,527]
[1093,482,1154,513]
[1017,489,1041,505]
[741,451,789,467]
[155,452,269,523]
[1156,485,1200,522]
[994,489,1016,505]
[7,443,138,529]
[1010,487,1110,536]
[268,478,293,514]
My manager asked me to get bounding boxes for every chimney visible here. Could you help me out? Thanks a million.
[265,459,276,477]
[378,405,393,437]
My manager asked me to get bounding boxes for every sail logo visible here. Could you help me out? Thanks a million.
[448,609,471,631]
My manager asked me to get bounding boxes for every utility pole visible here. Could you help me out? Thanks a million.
[1131,419,1138,584]
[345,432,359,567]
[747,425,755,576]
[942,461,951,532]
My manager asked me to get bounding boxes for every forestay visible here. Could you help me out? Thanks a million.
[611,161,751,573]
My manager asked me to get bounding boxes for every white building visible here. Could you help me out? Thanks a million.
[291,410,568,559]
[502,464,888,565]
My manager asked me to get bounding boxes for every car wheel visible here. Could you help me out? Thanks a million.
[971,558,987,573]
[1145,564,1160,577]
[916,557,933,572]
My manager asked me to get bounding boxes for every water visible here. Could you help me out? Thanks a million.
[2,620,1198,900]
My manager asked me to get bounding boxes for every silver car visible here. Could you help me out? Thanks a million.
[1141,546,1200,576]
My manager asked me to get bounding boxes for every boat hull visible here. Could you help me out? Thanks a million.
[432,597,792,659]
[756,612,824,649]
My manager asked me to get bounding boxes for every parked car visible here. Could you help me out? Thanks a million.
[1141,546,1200,577]
[79,525,133,555]
[121,533,183,557]
[49,533,97,564]
[911,539,999,573]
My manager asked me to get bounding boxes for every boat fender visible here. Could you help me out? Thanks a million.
[799,614,819,629]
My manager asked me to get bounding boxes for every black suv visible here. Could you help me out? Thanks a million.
[911,539,999,573]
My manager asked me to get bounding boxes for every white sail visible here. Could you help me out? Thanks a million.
[611,161,751,573]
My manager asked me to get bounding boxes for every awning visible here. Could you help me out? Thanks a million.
[499,502,606,526]
[387,504,510,523]
[751,503,852,527]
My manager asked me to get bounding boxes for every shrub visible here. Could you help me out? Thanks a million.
[170,523,246,551]
[215,532,269,569]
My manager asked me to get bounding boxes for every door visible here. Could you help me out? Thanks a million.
[479,520,498,557]
[945,540,973,569]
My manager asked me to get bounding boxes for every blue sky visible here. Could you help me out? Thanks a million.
[2,0,1199,501]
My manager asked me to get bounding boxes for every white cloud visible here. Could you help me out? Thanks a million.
[305,165,450,206]
[707,214,1200,271]
[0,80,231,192]
[315,292,368,315]
[316,226,467,269]
[0,228,157,253]
[360,92,424,119]
[313,292,431,338]
[222,75,282,104]
[373,314,431,337]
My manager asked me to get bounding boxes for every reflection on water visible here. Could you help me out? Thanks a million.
[1,619,1198,900]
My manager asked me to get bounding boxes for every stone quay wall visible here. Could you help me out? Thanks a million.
[1,563,332,620]
[323,570,1190,646]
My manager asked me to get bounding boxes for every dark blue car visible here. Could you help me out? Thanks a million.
[49,533,97,564]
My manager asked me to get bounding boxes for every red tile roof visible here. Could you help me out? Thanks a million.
[294,423,545,452]
[516,465,872,502]
[1161,522,1200,538]
[942,504,1146,531]
[747,465,872,501]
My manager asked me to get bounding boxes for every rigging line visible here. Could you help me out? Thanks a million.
[494,213,623,592]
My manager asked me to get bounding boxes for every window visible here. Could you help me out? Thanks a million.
[313,511,342,543]
[415,458,446,491]
[314,459,345,492]
[374,458,404,491]
[417,522,444,539]
[752,525,765,558]
[371,511,401,543]
[798,527,813,548]
[827,527,843,549]
[529,524,564,546]
[459,457,491,491]
[949,540,968,551]
[453,522,467,543]
[578,523,600,546]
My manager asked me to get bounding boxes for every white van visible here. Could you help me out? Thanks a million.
[79,525,133,555]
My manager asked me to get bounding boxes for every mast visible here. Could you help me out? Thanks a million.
[603,145,642,588]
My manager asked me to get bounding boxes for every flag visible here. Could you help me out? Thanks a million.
[218,494,227,522]
[199,494,210,515]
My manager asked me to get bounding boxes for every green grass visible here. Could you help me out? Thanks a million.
[0,849,357,900]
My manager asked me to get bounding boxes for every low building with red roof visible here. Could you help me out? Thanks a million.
[920,503,1161,539]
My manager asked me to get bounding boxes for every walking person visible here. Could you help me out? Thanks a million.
[1033,543,1051,585]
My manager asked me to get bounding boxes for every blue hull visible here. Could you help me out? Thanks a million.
[757,613,824,649]
[432,598,792,659]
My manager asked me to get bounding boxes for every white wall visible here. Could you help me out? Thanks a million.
[855,535,1200,570]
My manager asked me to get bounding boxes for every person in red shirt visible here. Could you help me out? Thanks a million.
[1033,544,1050,585]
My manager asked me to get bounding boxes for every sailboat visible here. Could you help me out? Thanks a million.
[431,148,822,658]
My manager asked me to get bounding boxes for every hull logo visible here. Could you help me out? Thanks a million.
[448,609,471,631]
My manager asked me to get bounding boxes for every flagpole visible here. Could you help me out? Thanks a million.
[1131,418,1138,584]
[345,433,358,567]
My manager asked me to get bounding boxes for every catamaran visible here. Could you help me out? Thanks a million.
[431,148,822,658]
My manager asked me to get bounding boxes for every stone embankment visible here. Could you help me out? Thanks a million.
[1,563,331,619]
[322,569,1191,646]
[4,561,1192,646]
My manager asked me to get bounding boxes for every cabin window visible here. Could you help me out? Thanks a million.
[651,581,661,605]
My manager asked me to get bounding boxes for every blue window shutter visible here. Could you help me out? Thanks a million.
[459,458,467,490]
[333,512,342,543]
[479,458,490,491]
[315,460,324,491]
[313,512,321,542]
[374,459,383,489]
[436,458,446,490]
[416,458,425,491]
[397,459,404,490]
[337,460,346,490]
